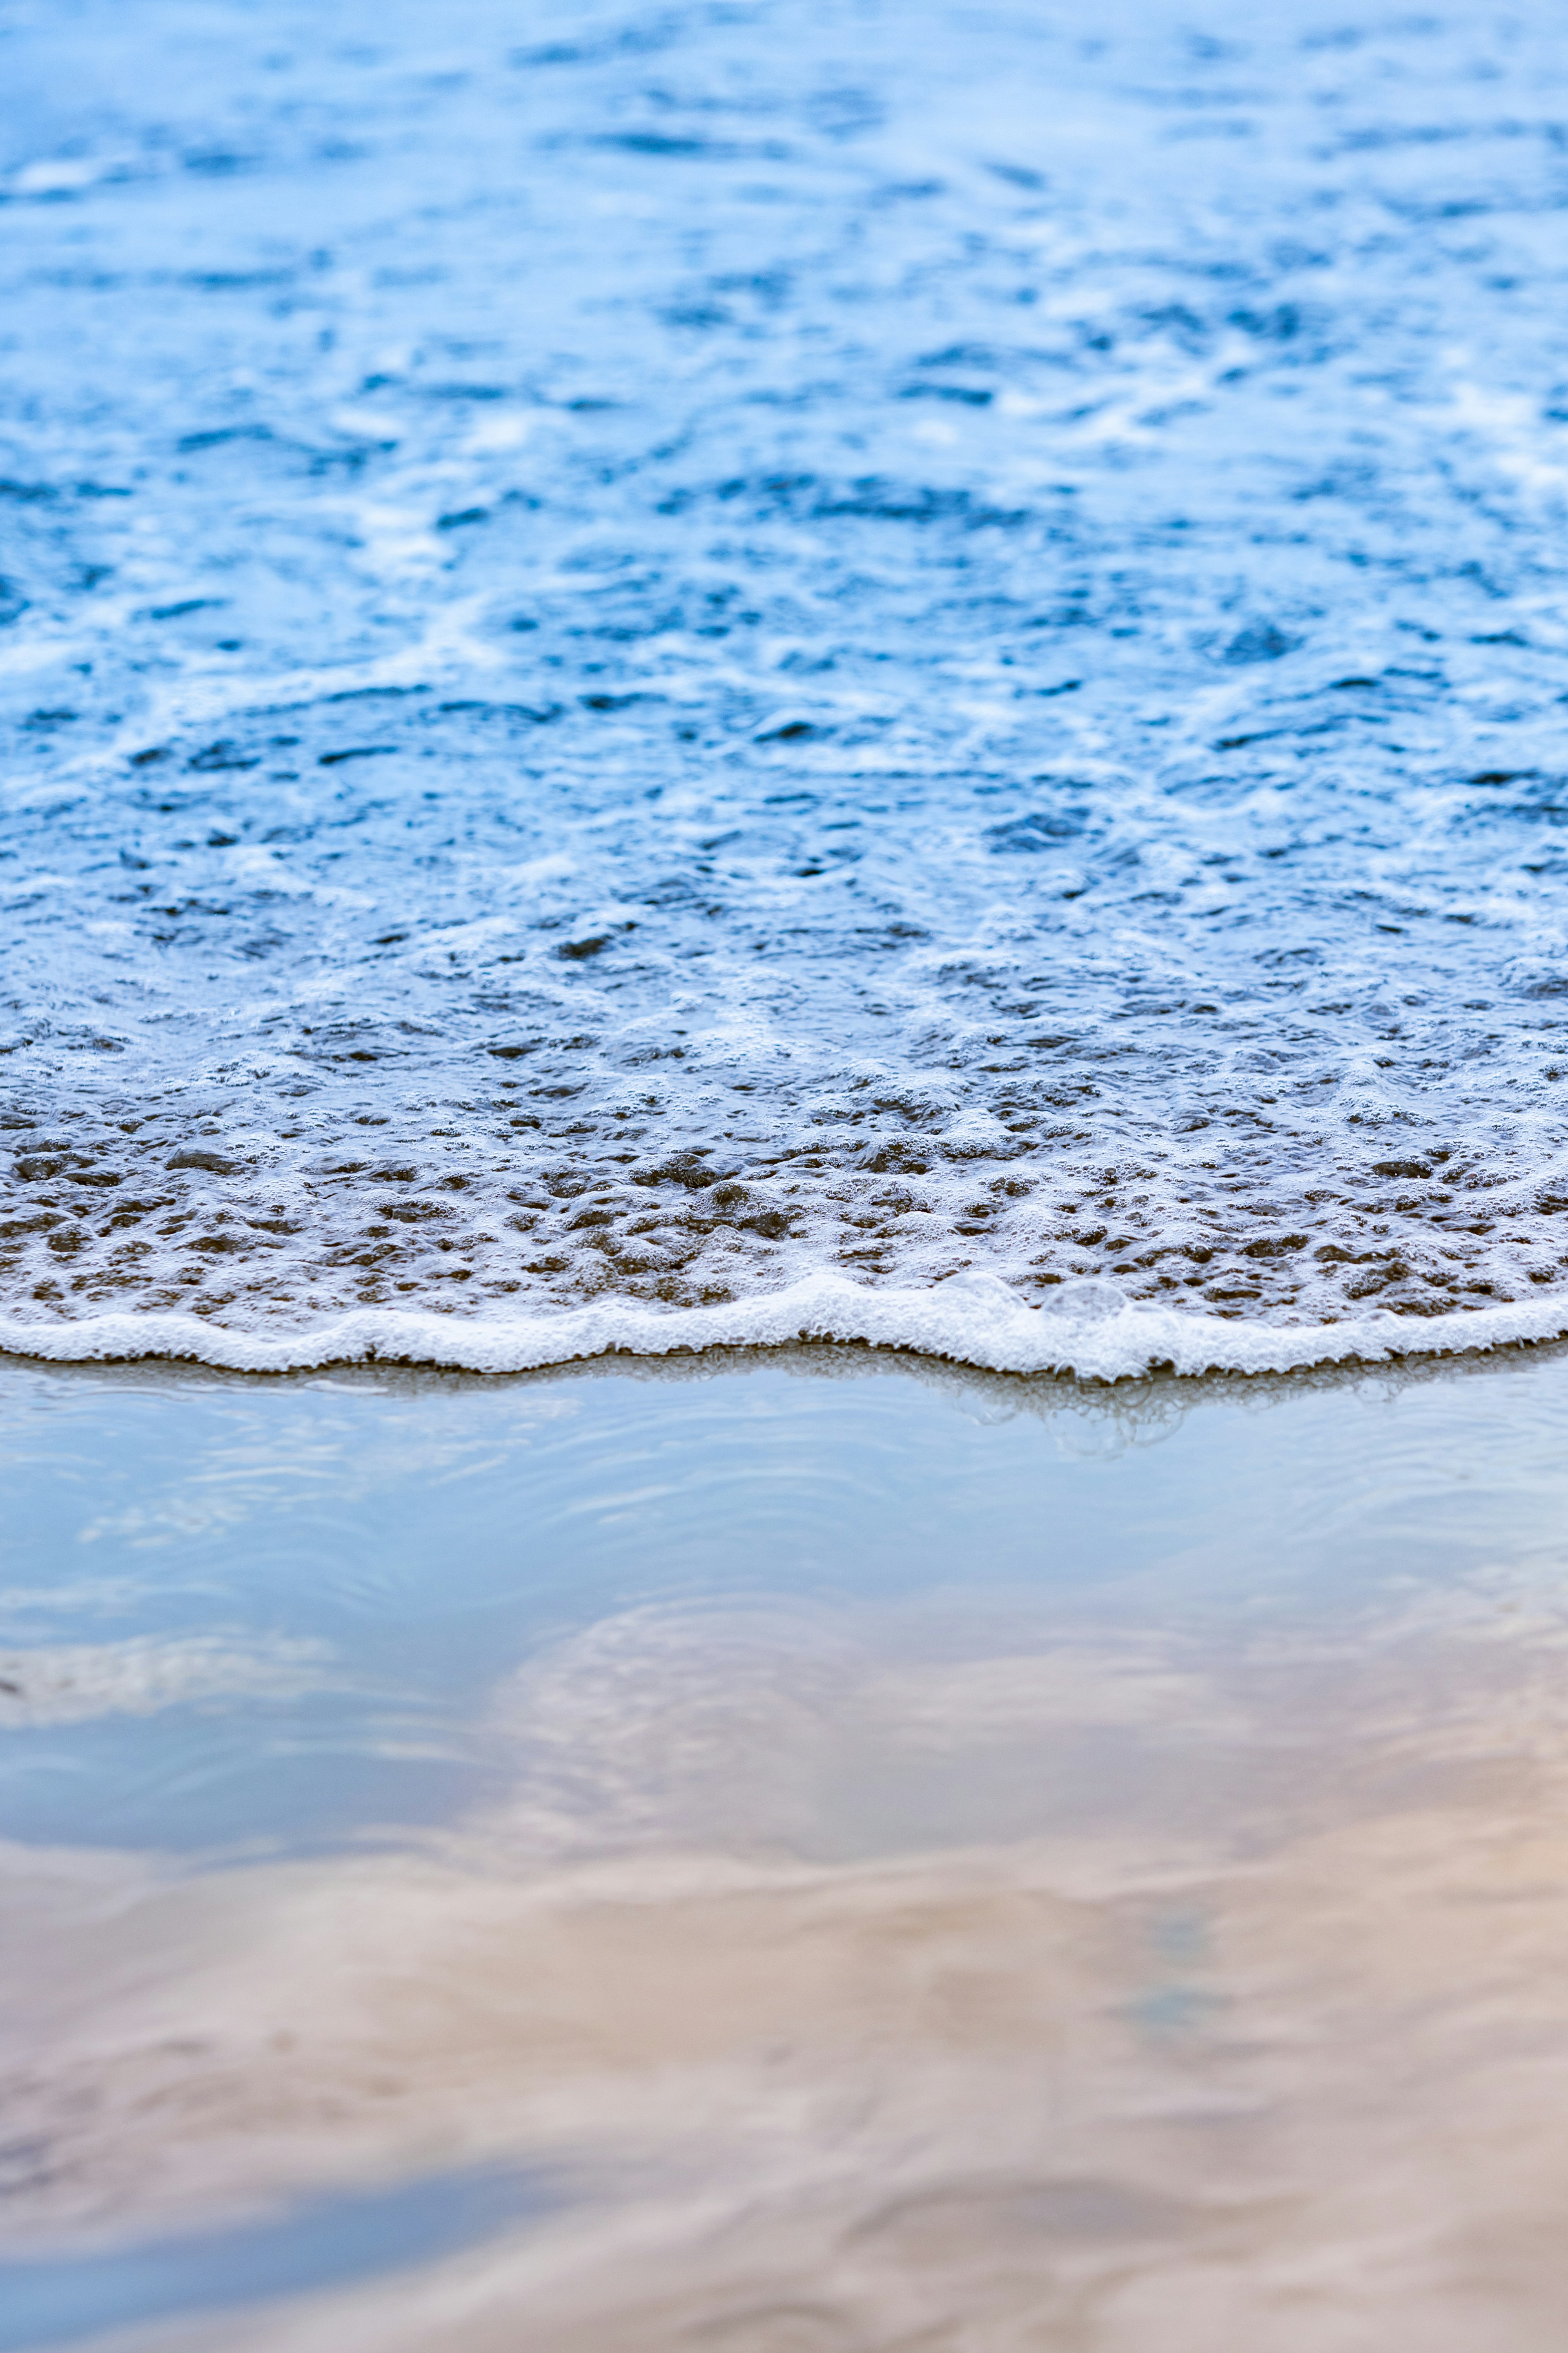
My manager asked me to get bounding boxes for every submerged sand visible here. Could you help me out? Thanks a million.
[8,1555,1568,2352]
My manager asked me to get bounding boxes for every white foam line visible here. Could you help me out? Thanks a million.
[2,1274,1567,1382]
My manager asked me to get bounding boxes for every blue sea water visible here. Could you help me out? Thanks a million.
[3,1,1568,1368]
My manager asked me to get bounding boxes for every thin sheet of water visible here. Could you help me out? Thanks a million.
[6,1348,1568,2346]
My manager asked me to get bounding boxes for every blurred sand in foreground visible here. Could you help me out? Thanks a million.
[8,1581,1568,2351]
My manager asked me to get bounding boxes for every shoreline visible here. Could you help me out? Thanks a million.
[5,1272,1568,1385]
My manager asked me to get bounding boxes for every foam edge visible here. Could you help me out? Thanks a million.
[2,1274,1568,1381]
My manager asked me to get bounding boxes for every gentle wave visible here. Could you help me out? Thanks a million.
[5,1274,1568,1380]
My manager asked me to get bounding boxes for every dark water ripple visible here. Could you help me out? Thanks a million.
[4,0,1568,1349]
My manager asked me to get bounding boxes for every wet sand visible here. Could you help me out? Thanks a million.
[5,1347,1568,2347]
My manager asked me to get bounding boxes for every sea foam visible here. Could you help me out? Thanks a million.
[5,1275,1568,1381]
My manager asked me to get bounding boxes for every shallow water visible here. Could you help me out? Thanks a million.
[6,0,1568,1367]
[8,1345,1568,2346]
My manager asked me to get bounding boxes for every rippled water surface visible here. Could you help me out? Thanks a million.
[7,1347,1568,2346]
[5,0,1568,1361]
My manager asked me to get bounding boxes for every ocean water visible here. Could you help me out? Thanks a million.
[8,1346,1568,2347]
[7,0,1568,1375]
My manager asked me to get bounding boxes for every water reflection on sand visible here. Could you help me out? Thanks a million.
[5,1349,1568,2347]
